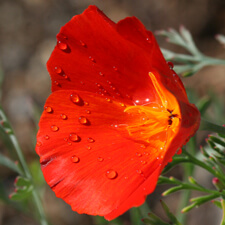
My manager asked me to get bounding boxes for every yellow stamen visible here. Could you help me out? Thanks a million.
[123,72,180,148]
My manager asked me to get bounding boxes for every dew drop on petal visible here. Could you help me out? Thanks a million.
[78,116,89,125]
[70,93,81,104]
[80,40,87,47]
[167,61,174,69]
[99,72,104,76]
[64,137,68,142]
[141,160,147,165]
[71,155,80,163]
[69,133,80,142]
[98,157,104,162]
[113,66,118,71]
[68,142,72,146]
[86,145,92,150]
[146,37,151,43]
[89,56,96,63]
[45,106,53,113]
[36,141,42,147]
[106,169,118,179]
[57,40,68,51]
[54,66,62,74]
[60,114,67,120]
[54,81,61,87]
[44,135,49,140]
[85,110,91,114]
[136,152,142,157]
[51,125,59,132]
[87,137,95,143]
[106,98,112,103]
[124,176,128,180]
[136,169,143,174]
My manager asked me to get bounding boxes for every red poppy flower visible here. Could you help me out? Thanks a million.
[36,5,200,220]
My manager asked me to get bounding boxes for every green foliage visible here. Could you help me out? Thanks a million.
[142,201,181,225]
[158,26,225,76]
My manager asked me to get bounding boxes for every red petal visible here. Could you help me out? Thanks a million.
[47,5,187,106]
[36,90,169,219]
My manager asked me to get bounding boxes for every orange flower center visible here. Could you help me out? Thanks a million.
[123,72,181,152]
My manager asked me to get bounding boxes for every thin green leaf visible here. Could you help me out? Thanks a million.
[0,153,23,174]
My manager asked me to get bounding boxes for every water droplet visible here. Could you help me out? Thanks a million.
[64,137,68,142]
[141,160,147,165]
[136,153,142,157]
[106,169,118,179]
[98,157,104,162]
[54,81,61,87]
[146,37,151,43]
[89,56,96,63]
[85,110,91,114]
[136,169,143,174]
[80,40,87,47]
[51,125,59,132]
[63,74,70,80]
[68,142,72,146]
[113,66,118,71]
[45,106,53,113]
[126,94,131,99]
[71,155,80,163]
[36,141,42,146]
[57,40,68,51]
[86,145,92,150]
[106,98,112,103]
[167,61,174,69]
[96,83,102,88]
[87,137,95,143]
[78,116,89,125]
[69,133,80,142]
[120,103,125,107]
[54,66,63,74]
[44,135,49,140]
[70,93,81,104]
[124,176,128,180]
[99,72,104,76]
[60,114,67,120]
[84,101,89,106]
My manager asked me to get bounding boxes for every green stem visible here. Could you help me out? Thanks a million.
[0,105,48,225]
[183,150,225,185]
[200,118,225,135]
[220,199,225,225]
[176,138,195,224]
[130,207,143,225]
[204,56,225,66]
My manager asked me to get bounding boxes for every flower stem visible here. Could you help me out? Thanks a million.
[176,137,195,224]
[220,199,225,225]
[0,105,48,225]
[200,118,225,135]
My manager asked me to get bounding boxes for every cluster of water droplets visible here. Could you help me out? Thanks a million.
[40,33,166,183]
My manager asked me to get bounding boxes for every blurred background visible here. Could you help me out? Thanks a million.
[0,0,225,224]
